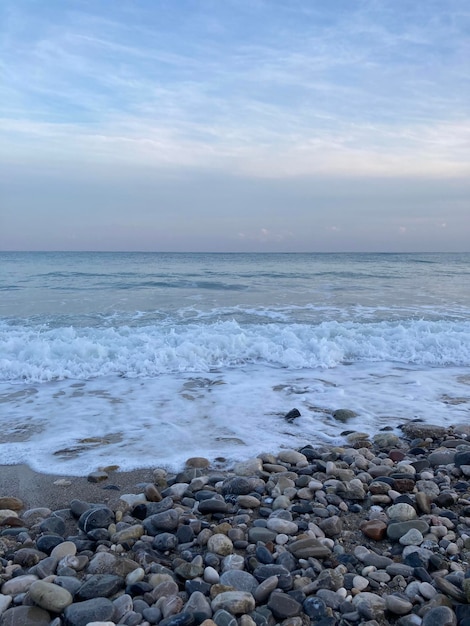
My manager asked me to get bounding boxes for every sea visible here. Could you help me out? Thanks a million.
[1,251,470,475]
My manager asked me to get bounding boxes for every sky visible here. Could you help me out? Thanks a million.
[1,0,469,252]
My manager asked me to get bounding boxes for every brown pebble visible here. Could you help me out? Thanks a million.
[416,491,432,514]
[360,519,388,541]
[144,483,162,502]
[0,516,25,527]
[393,478,416,493]
[185,457,210,469]
[0,497,24,511]
[87,471,109,483]
[389,449,406,462]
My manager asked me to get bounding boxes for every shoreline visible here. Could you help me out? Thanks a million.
[2,421,470,625]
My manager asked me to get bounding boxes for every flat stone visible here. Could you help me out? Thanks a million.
[219,571,258,593]
[221,477,252,496]
[319,515,343,537]
[277,450,308,465]
[75,574,124,600]
[143,509,179,534]
[87,471,108,483]
[0,595,12,615]
[247,527,277,543]
[198,500,228,515]
[399,528,424,546]
[111,524,144,544]
[1,575,38,595]
[186,457,211,469]
[183,591,211,620]
[211,591,255,615]
[63,598,115,626]
[400,423,448,440]
[352,591,386,619]
[29,580,73,613]
[233,458,263,476]
[360,520,387,541]
[288,537,332,559]
[422,606,457,626]
[78,507,114,533]
[253,565,292,591]
[428,450,456,466]
[0,606,51,626]
[237,495,261,508]
[174,562,204,580]
[159,612,196,626]
[144,483,162,502]
[50,541,77,560]
[0,497,23,511]
[385,594,413,615]
[387,520,429,541]
[266,518,298,534]
[267,591,302,619]
[253,575,279,603]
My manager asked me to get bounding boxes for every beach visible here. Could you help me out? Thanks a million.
[1,421,470,625]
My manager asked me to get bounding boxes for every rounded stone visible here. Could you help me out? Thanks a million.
[219,571,258,593]
[277,450,308,465]
[1,574,39,595]
[399,528,424,546]
[211,591,255,615]
[78,507,114,533]
[266,518,298,535]
[422,606,457,626]
[50,541,77,561]
[267,591,302,619]
[0,606,51,626]
[29,580,73,613]
[387,503,417,522]
[207,534,233,556]
[385,594,413,615]
[63,598,115,626]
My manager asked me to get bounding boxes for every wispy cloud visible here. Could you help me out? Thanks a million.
[1,0,469,180]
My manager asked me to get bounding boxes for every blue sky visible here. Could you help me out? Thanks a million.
[1,0,469,251]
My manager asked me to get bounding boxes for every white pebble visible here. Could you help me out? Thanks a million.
[126,567,145,585]
[204,566,219,584]
[353,575,369,591]
[418,582,436,599]
[275,533,289,545]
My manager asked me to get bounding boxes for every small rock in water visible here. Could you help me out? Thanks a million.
[284,408,301,422]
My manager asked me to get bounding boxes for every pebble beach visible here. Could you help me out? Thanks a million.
[2,421,470,626]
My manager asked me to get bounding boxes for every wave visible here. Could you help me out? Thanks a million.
[1,318,470,383]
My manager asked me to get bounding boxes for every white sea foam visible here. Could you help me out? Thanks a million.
[0,362,469,475]
[1,318,470,383]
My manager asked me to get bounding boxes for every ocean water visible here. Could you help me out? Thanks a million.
[1,251,470,475]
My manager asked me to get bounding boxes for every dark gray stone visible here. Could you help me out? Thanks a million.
[267,591,302,619]
[153,532,179,551]
[63,597,115,626]
[253,564,292,590]
[198,499,228,515]
[219,570,258,593]
[75,574,124,600]
[78,507,114,533]
[422,606,457,626]
[143,509,179,534]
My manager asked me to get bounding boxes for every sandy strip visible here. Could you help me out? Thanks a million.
[0,464,159,511]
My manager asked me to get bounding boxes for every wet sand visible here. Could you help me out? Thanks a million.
[0,463,158,510]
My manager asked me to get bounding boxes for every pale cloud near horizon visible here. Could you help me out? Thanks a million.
[0,0,469,251]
